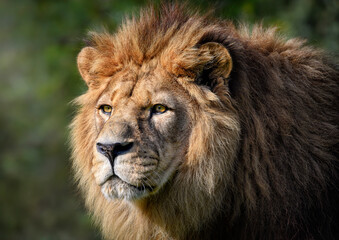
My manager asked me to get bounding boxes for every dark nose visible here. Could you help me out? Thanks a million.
[96,142,134,162]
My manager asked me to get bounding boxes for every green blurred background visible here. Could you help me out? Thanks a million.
[0,0,338,239]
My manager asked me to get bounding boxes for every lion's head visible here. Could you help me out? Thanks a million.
[72,10,240,238]
[87,51,236,201]
[71,4,338,240]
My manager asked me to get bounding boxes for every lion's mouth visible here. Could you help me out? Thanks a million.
[100,175,156,200]
[96,154,160,200]
[110,175,155,191]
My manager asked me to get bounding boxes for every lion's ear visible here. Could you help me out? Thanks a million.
[173,42,232,89]
[77,47,98,87]
[199,42,232,78]
[195,42,232,88]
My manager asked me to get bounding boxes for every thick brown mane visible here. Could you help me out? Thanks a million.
[71,3,339,240]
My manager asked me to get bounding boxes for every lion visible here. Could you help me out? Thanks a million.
[70,4,339,240]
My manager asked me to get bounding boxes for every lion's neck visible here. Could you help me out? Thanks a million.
[97,198,170,240]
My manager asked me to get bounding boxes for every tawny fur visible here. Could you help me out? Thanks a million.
[71,4,339,240]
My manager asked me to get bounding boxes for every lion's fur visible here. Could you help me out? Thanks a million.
[71,4,339,240]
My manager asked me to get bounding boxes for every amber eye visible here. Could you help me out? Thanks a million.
[152,104,167,114]
[99,105,112,115]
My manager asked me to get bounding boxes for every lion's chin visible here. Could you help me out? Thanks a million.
[101,176,155,201]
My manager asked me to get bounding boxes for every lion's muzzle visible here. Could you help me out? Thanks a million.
[96,141,134,169]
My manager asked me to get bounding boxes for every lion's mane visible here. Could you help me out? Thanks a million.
[71,4,339,240]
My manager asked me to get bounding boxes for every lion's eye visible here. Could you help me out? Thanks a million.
[99,105,112,115]
[152,104,167,114]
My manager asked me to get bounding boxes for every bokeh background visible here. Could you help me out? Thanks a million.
[0,0,338,239]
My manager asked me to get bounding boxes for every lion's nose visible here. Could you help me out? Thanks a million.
[96,142,134,161]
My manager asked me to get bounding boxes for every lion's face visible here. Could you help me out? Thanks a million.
[92,64,191,200]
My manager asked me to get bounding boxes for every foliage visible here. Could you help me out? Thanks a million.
[0,0,337,239]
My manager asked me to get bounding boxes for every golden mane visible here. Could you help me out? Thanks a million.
[71,3,339,240]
